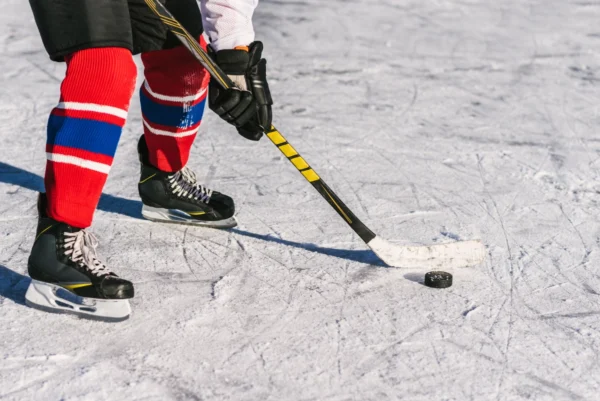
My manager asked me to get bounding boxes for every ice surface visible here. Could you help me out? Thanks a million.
[1,0,600,400]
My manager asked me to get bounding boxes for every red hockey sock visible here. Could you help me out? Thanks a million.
[140,37,210,172]
[45,47,137,228]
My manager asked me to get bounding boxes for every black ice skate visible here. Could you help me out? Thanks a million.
[25,193,134,322]
[137,135,237,228]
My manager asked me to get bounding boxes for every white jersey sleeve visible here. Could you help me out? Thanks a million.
[199,0,258,51]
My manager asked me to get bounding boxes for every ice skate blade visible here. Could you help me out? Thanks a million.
[142,205,237,228]
[25,280,131,322]
[367,236,486,269]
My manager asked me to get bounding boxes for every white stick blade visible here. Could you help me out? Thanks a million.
[367,236,486,269]
[25,280,131,322]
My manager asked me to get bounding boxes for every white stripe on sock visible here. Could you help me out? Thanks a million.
[46,153,111,174]
[143,120,199,138]
[144,81,207,103]
[56,102,128,120]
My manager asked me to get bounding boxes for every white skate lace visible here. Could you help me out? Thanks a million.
[168,167,213,204]
[63,231,112,277]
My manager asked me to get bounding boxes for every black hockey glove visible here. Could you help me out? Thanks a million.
[208,42,273,141]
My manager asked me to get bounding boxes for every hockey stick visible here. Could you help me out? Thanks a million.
[144,0,486,268]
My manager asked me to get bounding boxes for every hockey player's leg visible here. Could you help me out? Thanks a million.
[45,47,137,227]
[26,47,138,321]
[137,42,236,228]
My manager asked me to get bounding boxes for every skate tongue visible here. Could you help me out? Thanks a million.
[64,230,113,277]
[65,224,83,233]
[170,167,213,203]
[42,216,82,234]
[180,166,197,184]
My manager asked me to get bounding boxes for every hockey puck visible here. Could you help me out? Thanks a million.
[424,271,453,289]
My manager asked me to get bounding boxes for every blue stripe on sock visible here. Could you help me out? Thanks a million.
[140,89,206,129]
[47,115,122,157]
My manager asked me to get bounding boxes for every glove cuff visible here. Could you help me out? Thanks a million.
[213,49,250,75]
